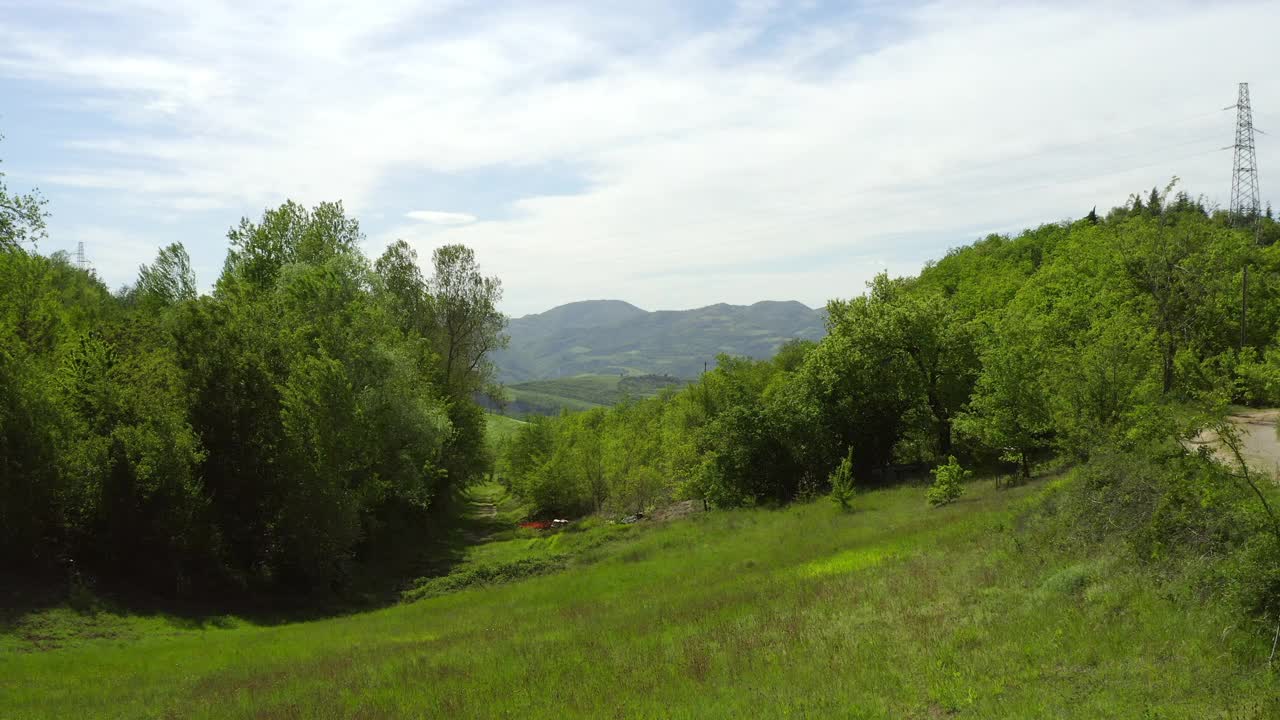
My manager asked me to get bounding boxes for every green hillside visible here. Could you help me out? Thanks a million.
[489,373,686,416]
[495,300,825,382]
[4,476,1274,718]
[484,413,526,445]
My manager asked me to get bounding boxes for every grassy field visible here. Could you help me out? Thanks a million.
[484,412,527,445]
[2,477,1277,718]
[493,374,685,417]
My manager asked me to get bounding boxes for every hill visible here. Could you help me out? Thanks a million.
[484,412,526,445]
[495,299,825,382]
[4,475,1274,718]
[485,373,686,416]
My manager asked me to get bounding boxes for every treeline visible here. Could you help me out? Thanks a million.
[499,188,1280,619]
[1,196,505,593]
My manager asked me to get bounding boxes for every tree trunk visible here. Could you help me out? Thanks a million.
[937,418,952,458]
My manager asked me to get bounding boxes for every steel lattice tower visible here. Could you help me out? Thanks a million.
[75,241,90,271]
[1228,82,1261,226]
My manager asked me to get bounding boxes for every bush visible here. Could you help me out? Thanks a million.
[927,455,969,507]
[829,448,856,511]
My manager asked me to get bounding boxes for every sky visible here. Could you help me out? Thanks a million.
[1,0,1278,317]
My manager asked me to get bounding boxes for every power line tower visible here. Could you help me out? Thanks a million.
[74,241,91,272]
[1227,82,1261,227]
[1228,82,1263,350]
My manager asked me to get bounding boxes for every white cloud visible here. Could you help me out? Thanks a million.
[2,1,1278,313]
[405,210,477,225]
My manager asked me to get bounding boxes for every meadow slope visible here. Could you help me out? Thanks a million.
[2,477,1277,719]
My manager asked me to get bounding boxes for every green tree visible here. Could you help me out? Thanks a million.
[374,240,432,338]
[0,134,48,251]
[827,274,977,458]
[927,455,969,507]
[828,448,856,511]
[136,243,198,307]
[427,244,508,397]
[957,321,1050,480]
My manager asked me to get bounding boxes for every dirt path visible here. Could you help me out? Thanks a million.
[1189,408,1280,477]
[458,485,508,543]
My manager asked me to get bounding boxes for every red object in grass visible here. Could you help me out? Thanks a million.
[520,521,551,530]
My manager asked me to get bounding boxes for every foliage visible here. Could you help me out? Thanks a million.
[927,455,969,507]
[134,243,197,307]
[0,194,504,594]
[0,134,48,251]
[428,244,508,397]
[828,448,856,511]
[498,193,1280,549]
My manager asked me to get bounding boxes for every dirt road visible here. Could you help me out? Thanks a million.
[1188,408,1280,477]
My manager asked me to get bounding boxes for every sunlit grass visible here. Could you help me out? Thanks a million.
[3,478,1277,718]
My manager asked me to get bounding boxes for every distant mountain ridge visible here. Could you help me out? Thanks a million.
[495,299,825,382]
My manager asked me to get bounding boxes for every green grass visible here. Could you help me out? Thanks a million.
[495,373,685,416]
[484,412,526,445]
[506,385,604,414]
[3,478,1278,718]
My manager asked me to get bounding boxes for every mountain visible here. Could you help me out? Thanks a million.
[495,299,825,382]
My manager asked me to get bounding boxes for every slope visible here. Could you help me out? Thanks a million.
[3,475,1274,719]
[486,373,687,416]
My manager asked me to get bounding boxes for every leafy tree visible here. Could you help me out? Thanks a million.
[927,456,969,507]
[1113,214,1242,393]
[828,274,978,458]
[219,200,362,296]
[0,135,48,251]
[427,244,508,397]
[136,243,198,307]
[957,322,1051,480]
[374,240,432,338]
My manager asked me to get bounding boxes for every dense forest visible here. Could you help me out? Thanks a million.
[2,155,507,594]
[497,186,1280,624]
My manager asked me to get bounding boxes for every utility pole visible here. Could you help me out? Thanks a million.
[1227,82,1262,349]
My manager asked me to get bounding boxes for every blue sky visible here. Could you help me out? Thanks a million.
[2,0,1277,315]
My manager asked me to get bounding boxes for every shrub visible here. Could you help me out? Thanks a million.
[829,448,856,511]
[927,455,969,507]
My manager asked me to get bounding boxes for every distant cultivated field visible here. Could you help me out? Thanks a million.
[494,373,685,416]
[3,476,1276,719]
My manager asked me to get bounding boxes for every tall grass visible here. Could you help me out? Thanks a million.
[2,478,1276,718]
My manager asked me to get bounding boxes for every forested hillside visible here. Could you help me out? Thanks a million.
[1,185,506,595]
[497,188,1280,628]
[494,299,824,381]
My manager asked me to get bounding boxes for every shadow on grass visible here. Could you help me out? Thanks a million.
[0,485,522,645]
